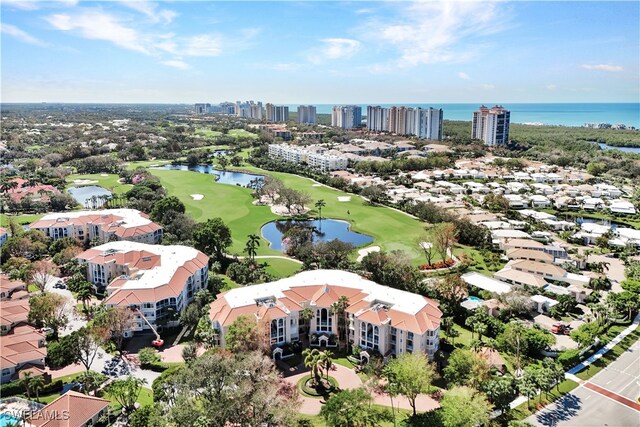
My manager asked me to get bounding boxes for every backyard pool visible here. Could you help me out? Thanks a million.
[261,219,373,251]
[0,413,22,427]
[466,296,484,303]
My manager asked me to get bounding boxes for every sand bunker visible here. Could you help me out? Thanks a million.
[191,194,204,201]
[337,196,351,202]
[357,246,380,262]
[100,173,109,177]
[73,179,98,185]
[312,184,322,187]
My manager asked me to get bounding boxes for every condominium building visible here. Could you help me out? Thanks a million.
[235,101,263,119]
[210,102,236,114]
[265,104,290,122]
[472,105,510,146]
[209,270,442,360]
[367,106,389,132]
[297,105,317,124]
[332,105,362,129]
[30,209,163,244]
[366,106,443,140]
[268,144,347,172]
[194,103,211,114]
[76,242,209,334]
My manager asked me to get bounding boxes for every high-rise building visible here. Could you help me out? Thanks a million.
[415,108,443,140]
[194,103,211,115]
[366,106,389,132]
[472,105,510,146]
[297,105,317,124]
[235,101,263,119]
[366,105,443,140]
[265,104,289,122]
[210,102,236,114]
[331,105,362,129]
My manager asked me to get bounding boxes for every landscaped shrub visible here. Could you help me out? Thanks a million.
[138,347,161,367]
[0,380,25,396]
[557,349,581,369]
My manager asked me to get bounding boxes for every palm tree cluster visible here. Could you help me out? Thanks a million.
[302,348,334,387]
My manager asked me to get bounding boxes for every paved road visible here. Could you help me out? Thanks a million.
[46,276,160,386]
[527,338,640,426]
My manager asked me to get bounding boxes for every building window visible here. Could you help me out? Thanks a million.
[271,318,286,345]
[407,332,414,352]
[316,308,332,332]
[359,322,379,351]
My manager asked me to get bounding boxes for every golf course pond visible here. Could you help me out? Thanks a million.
[261,219,374,251]
[67,185,112,208]
[162,164,264,187]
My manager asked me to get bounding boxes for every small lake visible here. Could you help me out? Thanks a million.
[597,142,640,154]
[67,185,112,208]
[162,164,264,187]
[261,219,374,251]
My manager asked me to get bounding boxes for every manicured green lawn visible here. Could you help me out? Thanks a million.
[148,168,281,256]
[1,213,44,226]
[228,129,257,139]
[147,165,440,263]
[263,258,302,278]
[195,128,223,139]
[66,173,133,195]
[511,379,579,421]
[451,323,474,348]
[575,328,640,380]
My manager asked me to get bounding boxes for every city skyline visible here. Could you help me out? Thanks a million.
[1,1,638,103]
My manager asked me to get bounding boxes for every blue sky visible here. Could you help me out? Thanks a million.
[1,0,638,103]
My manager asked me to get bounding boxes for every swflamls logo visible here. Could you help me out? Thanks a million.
[6,409,70,421]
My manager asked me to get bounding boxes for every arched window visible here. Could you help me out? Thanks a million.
[316,308,332,332]
[360,322,379,351]
[271,318,286,344]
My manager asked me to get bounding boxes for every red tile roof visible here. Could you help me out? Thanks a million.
[30,391,109,427]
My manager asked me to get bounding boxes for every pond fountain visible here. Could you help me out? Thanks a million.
[67,185,112,208]
[261,219,373,251]
[162,164,264,187]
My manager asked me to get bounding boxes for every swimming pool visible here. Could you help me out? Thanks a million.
[467,296,483,303]
[0,413,22,427]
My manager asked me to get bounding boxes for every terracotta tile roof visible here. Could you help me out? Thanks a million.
[30,391,109,427]
[0,326,46,369]
[0,299,30,327]
[0,273,26,293]
[209,270,442,334]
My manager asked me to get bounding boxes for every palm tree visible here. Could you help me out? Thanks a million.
[29,375,45,402]
[315,199,326,222]
[302,348,322,386]
[76,282,94,313]
[218,156,229,171]
[21,372,32,400]
[319,350,333,381]
[330,295,350,351]
[244,234,261,262]
[299,307,314,340]
[0,179,19,193]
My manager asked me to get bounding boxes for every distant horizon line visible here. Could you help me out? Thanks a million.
[1,101,638,105]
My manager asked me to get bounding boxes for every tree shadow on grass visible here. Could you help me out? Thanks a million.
[535,393,582,427]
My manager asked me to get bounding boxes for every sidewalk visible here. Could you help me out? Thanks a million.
[507,312,640,411]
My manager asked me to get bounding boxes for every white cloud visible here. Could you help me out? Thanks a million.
[160,59,190,70]
[480,83,495,90]
[545,84,557,90]
[309,38,361,63]
[182,35,222,57]
[365,2,510,68]
[119,1,177,24]
[46,10,150,54]
[581,64,623,72]
[355,8,374,15]
[1,0,40,10]
[0,23,46,46]
[457,71,470,80]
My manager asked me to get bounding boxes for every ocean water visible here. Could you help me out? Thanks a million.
[290,103,639,128]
